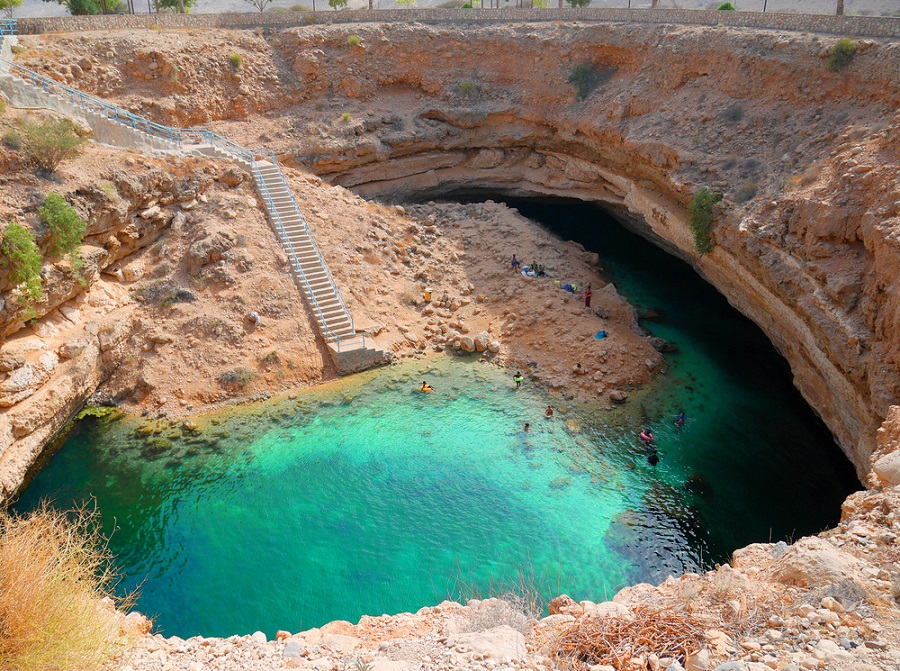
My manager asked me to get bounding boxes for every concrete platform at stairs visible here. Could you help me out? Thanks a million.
[327,336,387,374]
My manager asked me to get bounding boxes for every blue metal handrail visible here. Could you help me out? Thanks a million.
[0,19,16,36]
[0,51,362,348]
[249,158,337,342]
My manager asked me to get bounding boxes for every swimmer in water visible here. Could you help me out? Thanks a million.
[421,381,434,393]
[648,449,660,466]
[513,372,524,388]
[639,428,654,443]
[675,410,686,427]
[545,406,554,418]
[524,422,531,432]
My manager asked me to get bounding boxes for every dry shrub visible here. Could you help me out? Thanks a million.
[0,503,136,671]
[554,606,706,670]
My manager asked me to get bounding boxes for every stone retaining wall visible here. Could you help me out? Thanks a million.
[14,8,900,39]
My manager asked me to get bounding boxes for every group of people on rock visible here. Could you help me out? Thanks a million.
[513,254,593,307]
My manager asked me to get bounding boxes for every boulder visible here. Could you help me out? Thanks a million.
[322,634,359,654]
[609,389,628,403]
[459,336,476,352]
[548,594,582,617]
[488,341,501,353]
[218,166,246,187]
[764,537,864,587]
[121,260,146,283]
[872,450,900,486]
[0,352,25,373]
[474,331,491,352]
[448,625,526,662]
[685,649,710,671]
[189,231,235,267]
[58,338,90,360]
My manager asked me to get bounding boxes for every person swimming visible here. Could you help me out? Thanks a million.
[513,372,524,388]
[524,422,531,432]
[545,406,554,418]
[421,381,434,393]
[648,449,660,466]
[675,410,686,427]
[639,428,654,443]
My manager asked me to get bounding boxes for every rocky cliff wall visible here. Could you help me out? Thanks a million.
[5,22,899,478]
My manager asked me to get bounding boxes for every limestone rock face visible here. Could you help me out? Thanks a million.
[764,537,864,587]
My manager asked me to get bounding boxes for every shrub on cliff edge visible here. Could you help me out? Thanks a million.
[21,118,85,172]
[0,503,136,671]
[39,192,87,281]
[689,188,719,256]
[827,38,858,71]
[717,2,736,10]
[0,222,43,308]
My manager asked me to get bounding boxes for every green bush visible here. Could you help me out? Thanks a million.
[340,112,352,123]
[218,368,256,389]
[0,99,6,116]
[717,2,736,10]
[567,63,614,100]
[2,128,21,150]
[21,119,85,172]
[229,52,243,71]
[39,193,86,265]
[346,35,361,47]
[827,38,858,71]
[1,223,43,307]
[458,78,479,95]
[566,0,590,6]
[569,63,595,100]
[689,188,719,256]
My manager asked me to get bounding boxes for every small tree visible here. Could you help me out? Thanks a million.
[241,0,272,10]
[39,193,87,277]
[0,0,23,19]
[156,0,195,9]
[836,0,844,15]
[717,2,736,9]
[21,118,85,172]
[565,0,589,6]
[827,38,858,71]
[689,188,718,256]
[0,222,43,307]
[42,0,101,14]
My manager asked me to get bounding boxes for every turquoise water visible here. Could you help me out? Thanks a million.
[14,200,859,639]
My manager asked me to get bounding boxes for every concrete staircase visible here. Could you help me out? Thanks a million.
[0,34,385,374]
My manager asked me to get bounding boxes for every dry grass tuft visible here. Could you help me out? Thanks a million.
[0,503,137,671]
[553,605,706,670]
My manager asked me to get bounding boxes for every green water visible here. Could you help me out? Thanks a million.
[14,200,859,639]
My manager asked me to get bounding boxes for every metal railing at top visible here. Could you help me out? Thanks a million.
[0,19,16,36]
[0,51,365,349]
[0,55,254,162]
